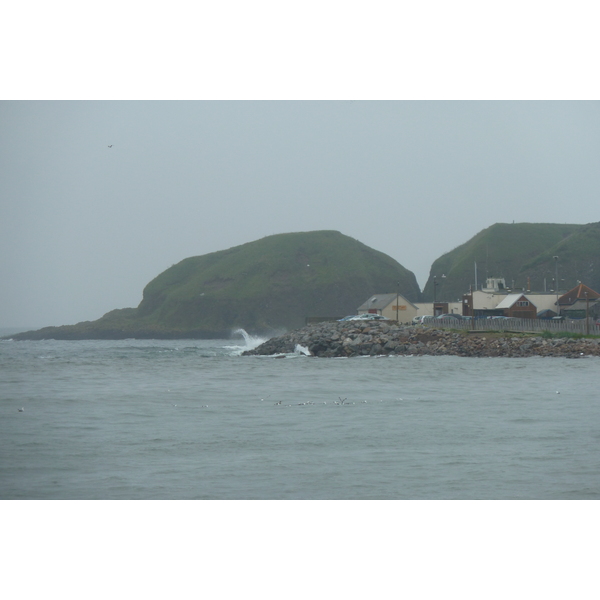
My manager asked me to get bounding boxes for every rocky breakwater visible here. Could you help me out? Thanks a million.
[242,321,600,358]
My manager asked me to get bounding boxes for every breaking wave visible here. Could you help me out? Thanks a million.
[294,344,311,356]
[227,329,269,355]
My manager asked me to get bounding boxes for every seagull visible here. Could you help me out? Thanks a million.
[108,145,113,148]
[18,407,24,412]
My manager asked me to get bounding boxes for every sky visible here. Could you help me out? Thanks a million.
[1,100,600,328]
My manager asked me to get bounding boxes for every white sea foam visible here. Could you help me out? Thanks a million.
[294,344,311,356]
[227,328,269,355]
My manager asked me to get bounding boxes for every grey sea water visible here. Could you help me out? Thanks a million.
[1,332,599,499]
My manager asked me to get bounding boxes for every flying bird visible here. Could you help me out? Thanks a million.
[108,145,113,148]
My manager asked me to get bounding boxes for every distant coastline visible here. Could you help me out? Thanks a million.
[5,222,600,341]
[1,324,239,341]
[0,327,37,338]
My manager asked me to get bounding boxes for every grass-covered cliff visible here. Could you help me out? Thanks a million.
[422,222,589,301]
[136,230,421,332]
[10,231,421,340]
[517,221,600,290]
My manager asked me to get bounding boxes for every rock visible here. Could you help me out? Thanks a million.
[241,321,600,359]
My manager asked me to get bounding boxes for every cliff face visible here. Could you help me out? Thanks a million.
[8,231,421,340]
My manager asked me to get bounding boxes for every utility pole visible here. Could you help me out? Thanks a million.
[396,281,399,322]
[554,256,559,317]
[585,291,589,335]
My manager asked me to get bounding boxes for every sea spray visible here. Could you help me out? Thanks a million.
[294,344,311,356]
[231,329,269,353]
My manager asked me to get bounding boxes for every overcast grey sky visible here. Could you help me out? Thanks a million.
[1,101,599,328]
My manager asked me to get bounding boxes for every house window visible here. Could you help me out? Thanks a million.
[516,300,529,307]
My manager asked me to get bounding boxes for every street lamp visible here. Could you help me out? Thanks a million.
[396,281,399,322]
[433,275,446,311]
[553,256,559,316]
[585,291,589,335]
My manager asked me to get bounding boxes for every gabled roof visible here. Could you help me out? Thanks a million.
[495,293,537,309]
[357,293,417,311]
[558,283,600,305]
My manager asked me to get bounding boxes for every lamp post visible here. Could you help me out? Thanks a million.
[553,256,559,317]
[585,291,589,335]
[433,275,446,315]
[396,281,399,322]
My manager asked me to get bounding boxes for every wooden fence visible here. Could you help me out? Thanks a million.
[422,317,600,335]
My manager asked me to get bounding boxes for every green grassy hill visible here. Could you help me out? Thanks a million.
[11,231,421,339]
[422,222,584,301]
[518,221,600,292]
[136,230,421,332]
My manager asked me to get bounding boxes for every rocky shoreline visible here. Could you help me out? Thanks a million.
[242,321,600,358]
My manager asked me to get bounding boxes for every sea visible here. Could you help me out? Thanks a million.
[2,327,600,500]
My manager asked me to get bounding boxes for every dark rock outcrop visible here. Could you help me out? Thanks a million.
[243,321,600,358]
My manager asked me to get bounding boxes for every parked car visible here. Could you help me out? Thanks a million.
[487,316,520,323]
[436,314,463,320]
[338,315,356,321]
[412,315,433,324]
[347,313,390,321]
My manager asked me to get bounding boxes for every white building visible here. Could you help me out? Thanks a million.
[414,302,462,317]
[463,285,559,317]
[357,293,419,324]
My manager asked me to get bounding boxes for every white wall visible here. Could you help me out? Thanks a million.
[414,303,433,316]
[524,294,559,313]
[381,297,418,323]
[414,302,462,316]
